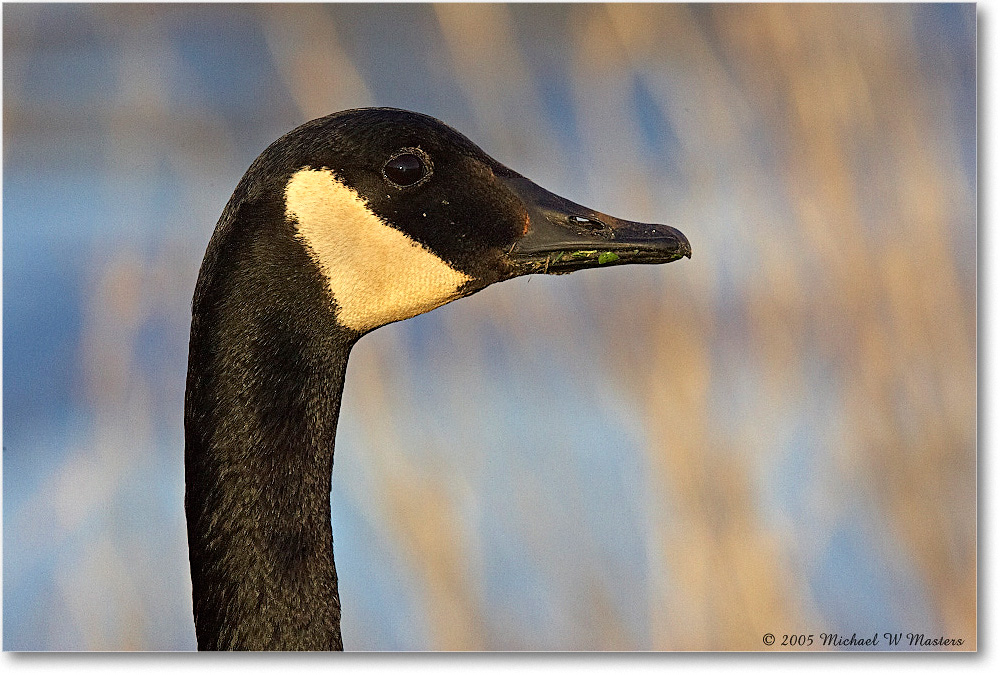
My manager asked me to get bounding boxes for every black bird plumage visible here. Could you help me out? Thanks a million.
[185,108,689,650]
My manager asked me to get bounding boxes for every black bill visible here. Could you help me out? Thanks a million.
[501,173,691,275]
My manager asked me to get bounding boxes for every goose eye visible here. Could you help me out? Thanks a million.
[383,151,429,187]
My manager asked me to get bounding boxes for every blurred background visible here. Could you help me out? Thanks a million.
[3,3,976,651]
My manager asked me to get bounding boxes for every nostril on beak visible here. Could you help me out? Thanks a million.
[568,215,609,233]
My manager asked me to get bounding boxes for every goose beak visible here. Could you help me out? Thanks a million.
[501,173,691,275]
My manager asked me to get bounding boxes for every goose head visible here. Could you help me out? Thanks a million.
[225,107,690,336]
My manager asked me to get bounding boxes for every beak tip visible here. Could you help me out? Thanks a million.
[674,231,692,260]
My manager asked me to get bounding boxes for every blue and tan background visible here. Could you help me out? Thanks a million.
[3,3,976,650]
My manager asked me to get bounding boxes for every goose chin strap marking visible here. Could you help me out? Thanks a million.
[286,168,473,333]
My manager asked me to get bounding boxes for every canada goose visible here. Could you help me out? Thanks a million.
[185,107,690,650]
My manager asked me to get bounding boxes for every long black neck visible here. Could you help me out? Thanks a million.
[184,194,358,650]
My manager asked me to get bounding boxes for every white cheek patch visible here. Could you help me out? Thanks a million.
[285,168,473,333]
